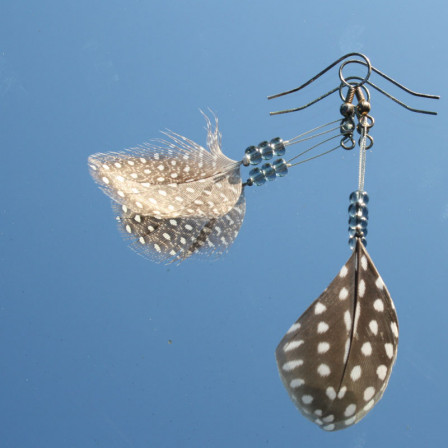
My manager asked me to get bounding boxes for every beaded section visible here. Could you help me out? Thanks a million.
[242,138,286,166]
[247,159,288,186]
[348,190,369,248]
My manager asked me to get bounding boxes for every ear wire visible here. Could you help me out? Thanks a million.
[268,52,439,116]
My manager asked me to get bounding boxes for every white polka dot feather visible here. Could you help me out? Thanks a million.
[276,239,398,431]
[113,194,246,263]
[88,113,243,219]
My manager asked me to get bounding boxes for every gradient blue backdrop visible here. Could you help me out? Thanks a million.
[1,1,447,447]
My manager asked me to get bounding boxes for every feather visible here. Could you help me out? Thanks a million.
[276,239,398,431]
[113,192,246,263]
[88,113,242,219]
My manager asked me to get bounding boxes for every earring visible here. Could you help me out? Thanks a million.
[88,105,366,263]
[87,52,439,430]
[272,53,439,431]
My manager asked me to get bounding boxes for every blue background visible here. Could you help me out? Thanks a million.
[1,1,447,447]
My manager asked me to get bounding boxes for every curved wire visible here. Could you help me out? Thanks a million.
[270,75,439,116]
[341,60,439,99]
[270,86,339,115]
[267,53,372,100]
[370,64,439,99]
[365,79,438,115]
[268,53,439,115]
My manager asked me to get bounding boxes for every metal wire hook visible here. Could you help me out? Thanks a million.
[268,53,440,116]
[268,75,370,116]
[268,53,372,100]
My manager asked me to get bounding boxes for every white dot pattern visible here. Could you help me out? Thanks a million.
[302,395,314,404]
[374,299,384,312]
[89,115,242,219]
[358,279,366,297]
[339,287,349,300]
[344,310,352,331]
[317,364,331,377]
[275,240,399,431]
[290,378,305,388]
[344,416,356,426]
[284,340,304,352]
[287,322,301,334]
[326,387,336,400]
[350,365,361,381]
[314,303,327,314]
[376,365,387,380]
[384,343,394,359]
[363,386,375,401]
[344,404,356,417]
[390,322,399,338]
[113,192,246,264]
[337,386,347,399]
[283,360,304,371]
[361,342,372,356]
[363,399,375,411]
[318,342,330,354]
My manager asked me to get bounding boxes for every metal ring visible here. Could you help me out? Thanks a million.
[339,55,372,88]
[358,114,375,129]
[339,77,371,102]
[358,134,374,149]
[341,136,356,150]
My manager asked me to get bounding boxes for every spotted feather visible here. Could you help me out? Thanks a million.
[88,113,242,219]
[113,192,246,263]
[275,239,398,431]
